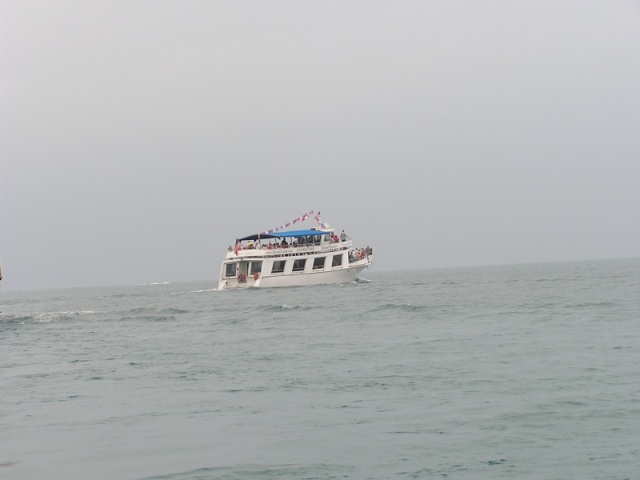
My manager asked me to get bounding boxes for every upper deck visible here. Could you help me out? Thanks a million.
[226,238,353,260]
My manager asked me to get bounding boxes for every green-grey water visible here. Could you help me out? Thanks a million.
[1,259,639,479]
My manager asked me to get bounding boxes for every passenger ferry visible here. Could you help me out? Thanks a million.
[218,214,372,289]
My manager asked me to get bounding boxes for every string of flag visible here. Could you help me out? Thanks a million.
[262,210,328,234]
[314,211,329,230]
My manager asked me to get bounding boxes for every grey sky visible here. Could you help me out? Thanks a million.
[1,1,639,291]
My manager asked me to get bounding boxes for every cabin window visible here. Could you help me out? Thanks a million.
[332,254,343,267]
[293,259,306,272]
[250,261,262,274]
[225,263,237,277]
[313,257,326,270]
[271,260,286,274]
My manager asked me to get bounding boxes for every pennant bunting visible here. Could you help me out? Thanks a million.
[262,210,315,235]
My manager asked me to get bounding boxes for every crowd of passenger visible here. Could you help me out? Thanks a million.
[349,246,373,263]
[229,229,355,253]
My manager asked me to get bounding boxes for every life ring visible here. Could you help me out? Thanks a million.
[253,273,259,280]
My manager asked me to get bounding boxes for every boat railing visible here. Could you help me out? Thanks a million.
[227,239,353,259]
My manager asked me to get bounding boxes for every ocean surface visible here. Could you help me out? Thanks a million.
[1,259,639,480]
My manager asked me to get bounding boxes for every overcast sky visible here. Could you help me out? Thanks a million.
[1,1,639,291]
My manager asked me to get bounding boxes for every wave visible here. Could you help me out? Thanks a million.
[0,310,98,323]
[125,307,189,315]
[139,463,355,480]
[564,301,618,309]
[159,308,189,315]
[119,314,177,323]
[115,307,190,322]
[370,303,431,313]
[261,304,316,312]
[110,292,152,298]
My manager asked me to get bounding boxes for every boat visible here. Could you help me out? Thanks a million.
[217,212,372,289]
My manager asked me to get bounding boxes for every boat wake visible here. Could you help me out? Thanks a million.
[171,288,218,295]
[354,277,371,283]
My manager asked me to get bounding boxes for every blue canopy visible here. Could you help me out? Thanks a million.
[237,229,329,242]
[273,229,328,238]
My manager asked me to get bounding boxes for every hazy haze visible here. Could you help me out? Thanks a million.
[2,1,639,291]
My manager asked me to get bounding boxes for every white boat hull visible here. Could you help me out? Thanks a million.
[219,262,368,289]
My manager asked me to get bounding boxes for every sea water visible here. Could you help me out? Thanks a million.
[1,259,639,479]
